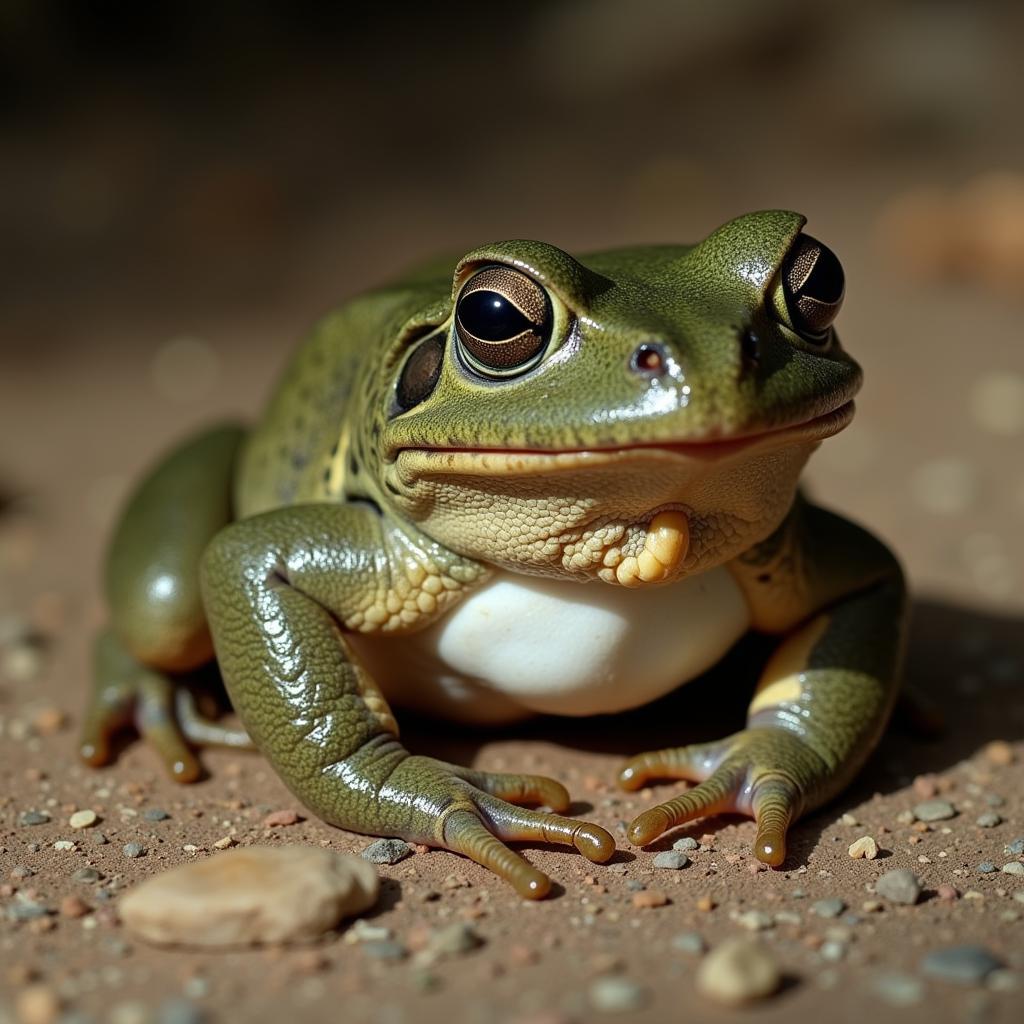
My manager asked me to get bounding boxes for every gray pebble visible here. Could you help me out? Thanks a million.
[672,837,699,851]
[625,879,645,892]
[820,940,847,962]
[913,799,957,822]
[976,862,997,874]
[18,810,50,826]
[1001,862,1024,875]
[1004,837,1024,856]
[362,940,408,961]
[156,998,206,1024]
[871,971,924,1007]
[143,808,170,822]
[6,899,50,921]
[122,842,146,859]
[361,838,412,865]
[671,931,707,955]
[653,851,690,870]
[812,897,847,919]
[429,922,483,956]
[10,865,35,878]
[984,793,1006,807]
[72,867,103,884]
[26,842,41,852]
[589,976,648,1013]
[976,812,1002,828]
[921,945,1004,985]
[95,833,109,846]
[875,868,921,905]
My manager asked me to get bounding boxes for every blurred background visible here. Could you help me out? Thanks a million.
[2,0,1023,616]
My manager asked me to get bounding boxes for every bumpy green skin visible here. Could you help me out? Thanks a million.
[83,211,906,896]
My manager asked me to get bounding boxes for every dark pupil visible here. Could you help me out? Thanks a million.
[395,333,444,412]
[803,245,843,303]
[458,290,534,340]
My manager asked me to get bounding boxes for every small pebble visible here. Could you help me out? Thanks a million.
[820,940,847,962]
[11,865,35,879]
[588,976,648,1013]
[122,843,146,859]
[936,884,960,901]
[696,937,781,1006]
[652,851,689,870]
[428,922,483,956]
[875,868,922,905]
[812,898,846,919]
[1004,837,1024,856]
[984,740,1015,766]
[212,837,235,850]
[631,889,669,909]
[69,810,98,830]
[263,809,300,827]
[921,945,1004,985]
[60,895,90,918]
[734,910,773,931]
[362,940,408,961]
[913,799,957,822]
[18,810,50,827]
[53,840,75,852]
[143,808,170,822]
[672,837,699,851]
[671,931,707,955]
[871,972,925,1007]
[155,997,206,1024]
[976,812,1002,828]
[72,867,103,884]
[976,862,997,874]
[361,838,413,865]
[1001,862,1024,875]
[848,836,879,859]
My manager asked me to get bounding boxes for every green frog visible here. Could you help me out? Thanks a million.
[81,211,906,898]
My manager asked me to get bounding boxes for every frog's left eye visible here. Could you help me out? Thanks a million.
[455,266,552,377]
[776,233,845,342]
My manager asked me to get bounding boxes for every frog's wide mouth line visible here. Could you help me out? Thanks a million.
[393,401,854,476]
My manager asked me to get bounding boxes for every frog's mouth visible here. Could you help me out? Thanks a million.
[394,400,854,477]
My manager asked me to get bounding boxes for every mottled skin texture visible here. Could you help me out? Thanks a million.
[82,211,906,898]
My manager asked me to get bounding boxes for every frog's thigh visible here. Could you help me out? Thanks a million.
[106,424,245,671]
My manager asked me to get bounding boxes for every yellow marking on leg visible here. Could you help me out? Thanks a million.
[749,675,804,714]
[748,614,830,714]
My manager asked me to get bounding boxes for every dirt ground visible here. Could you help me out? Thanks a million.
[3,5,1024,1024]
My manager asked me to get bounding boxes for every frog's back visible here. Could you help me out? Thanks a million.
[234,275,449,519]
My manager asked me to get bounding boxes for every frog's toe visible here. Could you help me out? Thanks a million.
[136,676,203,782]
[622,729,822,867]
[457,768,571,812]
[475,795,616,863]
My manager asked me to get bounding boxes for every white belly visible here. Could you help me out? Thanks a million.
[347,567,751,725]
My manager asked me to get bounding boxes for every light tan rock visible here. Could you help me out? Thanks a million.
[119,845,378,948]
[696,937,781,1006]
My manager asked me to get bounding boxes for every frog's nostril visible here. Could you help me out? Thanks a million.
[630,341,668,376]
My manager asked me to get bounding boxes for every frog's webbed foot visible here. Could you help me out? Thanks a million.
[618,728,828,866]
[80,629,253,784]
[389,757,616,899]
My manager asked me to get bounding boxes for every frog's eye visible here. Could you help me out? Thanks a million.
[455,266,552,377]
[776,233,845,342]
[395,332,444,412]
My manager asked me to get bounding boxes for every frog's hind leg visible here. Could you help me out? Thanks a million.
[80,424,250,782]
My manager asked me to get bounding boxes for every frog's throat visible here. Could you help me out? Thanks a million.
[613,510,689,587]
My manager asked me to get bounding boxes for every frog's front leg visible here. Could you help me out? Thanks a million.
[619,498,906,866]
[200,504,614,898]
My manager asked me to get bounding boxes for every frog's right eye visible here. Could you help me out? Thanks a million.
[395,332,444,412]
[773,233,845,343]
[455,266,552,377]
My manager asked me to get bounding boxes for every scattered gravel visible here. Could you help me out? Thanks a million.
[652,851,690,870]
[18,810,50,826]
[913,799,957,822]
[875,868,922,905]
[428,922,483,956]
[696,938,781,1006]
[143,808,170,822]
[672,837,699,851]
[1004,837,1024,856]
[976,811,1002,828]
[921,945,1004,985]
[812,898,846,919]
[122,843,146,859]
[589,976,648,1013]
[119,846,379,948]
[361,838,413,865]
[976,862,997,874]
[69,810,97,829]
[848,836,879,859]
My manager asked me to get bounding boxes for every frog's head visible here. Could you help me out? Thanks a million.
[378,211,860,583]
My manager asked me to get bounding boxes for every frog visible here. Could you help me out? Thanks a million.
[80,210,906,899]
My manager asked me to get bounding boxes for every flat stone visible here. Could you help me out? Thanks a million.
[122,843,146,859]
[871,971,924,1007]
[976,812,1002,828]
[848,836,879,860]
[671,931,707,955]
[72,867,103,884]
[1001,862,1024,875]
[143,808,170,822]
[652,851,690,870]
[361,838,413,865]
[18,810,50,826]
[69,810,97,829]
[588,976,648,1013]
[119,845,378,948]
[921,945,1004,985]
[1004,837,1024,856]
[428,922,483,956]
[875,868,921,905]
[672,837,699,851]
[976,862,997,874]
[913,799,957,822]
[812,898,846,918]
[696,937,781,1006]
